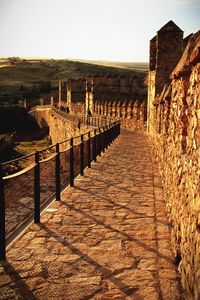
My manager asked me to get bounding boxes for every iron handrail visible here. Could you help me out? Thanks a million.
[0,121,121,260]
[3,163,36,180]
[39,152,57,164]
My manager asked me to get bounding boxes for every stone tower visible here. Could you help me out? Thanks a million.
[147,20,184,132]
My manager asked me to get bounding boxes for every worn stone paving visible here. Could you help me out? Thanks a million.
[0,130,182,299]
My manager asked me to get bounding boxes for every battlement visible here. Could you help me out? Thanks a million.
[149,20,184,100]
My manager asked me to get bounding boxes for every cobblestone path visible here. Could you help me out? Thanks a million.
[0,130,182,299]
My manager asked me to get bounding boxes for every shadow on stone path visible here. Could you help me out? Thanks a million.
[0,130,182,299]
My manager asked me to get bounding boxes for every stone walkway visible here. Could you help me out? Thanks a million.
[0,130,182,299]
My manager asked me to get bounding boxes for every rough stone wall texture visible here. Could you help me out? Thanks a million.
[93,99,147,131]
[148,29,200,300]
[148,21,184,132]
[86,74,147,102]
[70,102,85,116]
[149,36,156,71]
[30,106,89,145]
[66,79,86,112]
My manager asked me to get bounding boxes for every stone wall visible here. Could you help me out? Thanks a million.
[84,74,147,131]
[49,75,147,127]
[147,20,184,132]
[67,79,86,114]
[30,106,90,145]
[148,27,200,299]
[86,74,146,106]
[93,99,147,131]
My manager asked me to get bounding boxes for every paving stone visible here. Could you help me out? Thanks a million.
[0,130,182,299]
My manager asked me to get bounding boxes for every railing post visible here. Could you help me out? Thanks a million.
[55,143,60,201]
[0,164,6,260]
[107,125,110,147]
[80,135,84,176]
[98,128,102,156]
[70,138,74,186]
[34,151,40,223]
[115,123,117,139]
[87,132,91,168]
[109,125,112,145]
[93,129,97,162]
[105,125,109,149]
[117,122,120,137]
[111,125,114,143]
[102,126,105,153]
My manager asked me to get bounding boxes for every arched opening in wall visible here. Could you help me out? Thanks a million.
[129,103,134,119]
[136,105,140,120]
[97,102,101,115]
[124,105,128,118]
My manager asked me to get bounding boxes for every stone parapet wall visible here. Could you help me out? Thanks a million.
[93,99,147,131]
[30,106,89,145]
[85,75,147,107]
[148,31,200,299]
[70,102,85,116]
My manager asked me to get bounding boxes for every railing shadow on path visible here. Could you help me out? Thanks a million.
[74,185,169,227]
[0,261,36,300]
[91,161,160,185]
[59,200,174,265]
[74,185,151,217]
[39,223,143,300]
[80,172,161,201]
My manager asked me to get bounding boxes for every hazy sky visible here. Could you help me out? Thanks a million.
[0,0,199,62]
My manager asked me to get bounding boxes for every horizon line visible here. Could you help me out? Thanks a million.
[0,56,149,64]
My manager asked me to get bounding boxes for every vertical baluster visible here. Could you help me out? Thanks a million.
[93,129,97,162]
[56,143,60,200]
[34,151,40,223]
[70,138,74,186]
[0,164,6,260]
[80,135,84,176]
[88,132,91,168]
[102,126,105,153]
[99,128,102,156]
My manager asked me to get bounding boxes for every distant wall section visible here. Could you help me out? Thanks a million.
[30,106,89,145]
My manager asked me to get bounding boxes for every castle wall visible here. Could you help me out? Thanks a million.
[86,75,147,102]
[147,71,156,132]
[93,99,147,131]
[148,29,200,299]
[30,106,89,145]
[148,21,183,133]
[67,79,86,115]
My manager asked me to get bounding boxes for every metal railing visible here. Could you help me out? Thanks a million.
[0,121,120,260]
[30,105,113,128]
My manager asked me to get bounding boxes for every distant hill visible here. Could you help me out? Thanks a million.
[73,59,148,72]
[0,57,147,103]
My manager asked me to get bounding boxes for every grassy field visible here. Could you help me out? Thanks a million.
[1,138,51,175]
[74,59,148,72]
[0,57,147,103]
